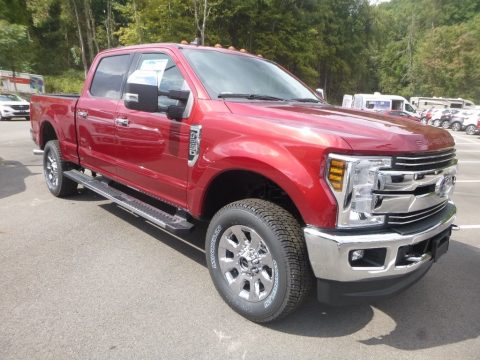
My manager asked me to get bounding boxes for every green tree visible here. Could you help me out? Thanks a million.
[0,20,31,90]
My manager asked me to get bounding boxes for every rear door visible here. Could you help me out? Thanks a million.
[114,51,192,208]
[76,53,132,177]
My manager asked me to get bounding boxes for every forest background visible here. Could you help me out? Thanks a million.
[1,0,479,104]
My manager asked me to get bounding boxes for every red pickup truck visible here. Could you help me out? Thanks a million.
[30,43,457,323]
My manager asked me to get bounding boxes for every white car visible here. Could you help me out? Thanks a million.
[462,110,480,135]
[0,93,30,121]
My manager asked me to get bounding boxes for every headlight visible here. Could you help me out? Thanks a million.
[326,154,392,228]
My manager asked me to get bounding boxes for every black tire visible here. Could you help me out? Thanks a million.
[0,116,8,121]
[441,120,450,129]
[465,124,477,135]
[43,140,78,197]
[206,199,313,323]
[433,119,441,127]
[451,122,462,132]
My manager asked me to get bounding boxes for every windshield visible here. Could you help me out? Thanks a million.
[0,94,23,102]
[182,49,319,101]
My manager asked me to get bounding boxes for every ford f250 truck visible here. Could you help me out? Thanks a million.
[30,44,457,323]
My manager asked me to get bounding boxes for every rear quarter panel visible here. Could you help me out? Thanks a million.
[30,95,79,164]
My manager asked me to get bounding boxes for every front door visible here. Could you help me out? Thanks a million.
[114,51,192,208]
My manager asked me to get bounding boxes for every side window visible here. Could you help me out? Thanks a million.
[90,55,131,99]
[405,103,415,112]
[137,53,189,109]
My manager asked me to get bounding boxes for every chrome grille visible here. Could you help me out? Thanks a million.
[393,148,456,171]
[387,201,448,225]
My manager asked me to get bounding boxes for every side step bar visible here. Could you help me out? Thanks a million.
[64,170,194,234]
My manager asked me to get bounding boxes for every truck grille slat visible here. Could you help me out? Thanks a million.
[387,201,448,225]
[393,149,456,171]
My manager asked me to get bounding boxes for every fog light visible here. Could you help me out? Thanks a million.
[350,249,365,262]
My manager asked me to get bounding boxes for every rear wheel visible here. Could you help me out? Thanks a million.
[465,124,477,135]
[441,120,450,129]
[43,140,78,197]
[451,122,462,132]
[433,119,441,127]
[206,199,312,323]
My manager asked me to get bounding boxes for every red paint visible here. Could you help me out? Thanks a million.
[30,44,455,228]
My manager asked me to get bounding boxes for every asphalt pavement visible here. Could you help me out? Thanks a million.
[0,120,479,359]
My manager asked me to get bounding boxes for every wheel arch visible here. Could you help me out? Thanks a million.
[39,120,58,149]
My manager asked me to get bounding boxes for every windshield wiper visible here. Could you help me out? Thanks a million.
[289,98,322,103]
[218,93,285,101]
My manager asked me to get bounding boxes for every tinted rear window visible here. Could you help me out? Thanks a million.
[90,55,131,99]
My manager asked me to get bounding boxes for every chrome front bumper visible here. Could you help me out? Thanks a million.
[304,203,456,282]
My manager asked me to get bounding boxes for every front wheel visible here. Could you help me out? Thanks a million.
[206,199,312,323]
[43,140,78,197]
[465,124,477,135]
[451,122,462,132]
[433,119,441,127]
[441,120,450,129]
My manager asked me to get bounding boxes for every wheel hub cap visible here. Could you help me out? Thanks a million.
[218,225,275,302]
[45,152,58,187]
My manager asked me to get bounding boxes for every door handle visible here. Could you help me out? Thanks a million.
[77,110,88,118]
[115,118,130,127]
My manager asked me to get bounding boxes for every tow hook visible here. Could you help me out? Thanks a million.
[451,224,460,231]
[33,149,44,155]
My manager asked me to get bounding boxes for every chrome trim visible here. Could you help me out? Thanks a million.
[188,125,202,167]
[304,202,455,282]
[33,149,44,155]
[396,149,455,161]
[77,110,88,119]
[387,202,447,225]
[393,149,456,169]
[374,192,448,214]
[376,165,457,192]
[115,118,129,127]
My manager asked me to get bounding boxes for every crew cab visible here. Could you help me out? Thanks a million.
[30,44,457,323]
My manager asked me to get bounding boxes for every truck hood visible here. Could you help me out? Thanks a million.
[225,102,454,153]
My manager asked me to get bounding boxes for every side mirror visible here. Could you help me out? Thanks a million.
[162,89,190,102]
[162,90,191,121]
[315,88,324,100]
[124,70,158,112]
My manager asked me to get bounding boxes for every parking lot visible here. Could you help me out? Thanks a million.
[0,120,479,359]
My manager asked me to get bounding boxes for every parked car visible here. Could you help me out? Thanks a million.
[448,110,475,131]
[0,93,30,121]
[463,111,480,135]
[439,109,462,129]
[30,44,457,322]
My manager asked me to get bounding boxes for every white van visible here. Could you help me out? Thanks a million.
[343,92,418,117]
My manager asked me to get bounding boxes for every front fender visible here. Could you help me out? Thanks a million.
[188,138,339,228]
